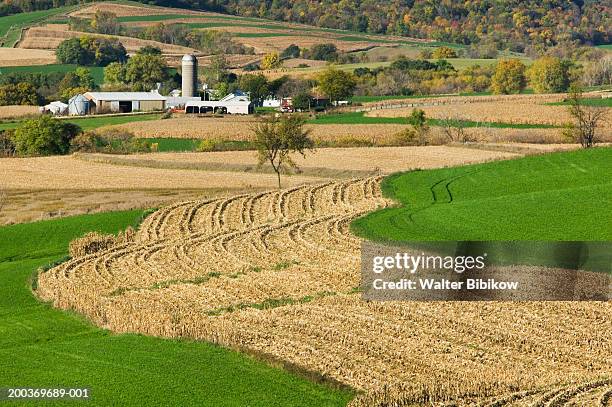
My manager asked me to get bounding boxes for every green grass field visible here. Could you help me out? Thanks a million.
[0,211,353,406]
[234,32,294,38]
[547,98,612,107]
[0,7,71,37]
[116,14,194,23]
[144,138,255,152]
[308,111,557,129]
[0,113,161,132]
[145,137,201,152]
[63,113,162,131]
[0,6,75,47]
[0,64,105,85]
[352,147,612,241]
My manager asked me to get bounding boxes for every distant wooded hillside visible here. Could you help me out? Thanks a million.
[2,0,610,51]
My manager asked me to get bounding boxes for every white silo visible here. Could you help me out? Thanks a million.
[181,54,198,97]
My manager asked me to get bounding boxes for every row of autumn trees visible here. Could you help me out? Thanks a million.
[24,0,600,51]
[352,55,594,98]
[3,1,609,51]
[491,57,575,94]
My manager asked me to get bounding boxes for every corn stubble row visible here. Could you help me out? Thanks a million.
[37,178,612,406]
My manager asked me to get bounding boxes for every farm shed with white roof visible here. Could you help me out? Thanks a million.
[83,91,166,114]
[185,91,253,115]
[43,101,68,115]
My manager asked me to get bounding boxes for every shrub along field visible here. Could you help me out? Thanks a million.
[352,147,612,241]
[0,210,353,406]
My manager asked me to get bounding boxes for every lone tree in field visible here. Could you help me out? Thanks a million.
[13,116,81,156]
[440,115,470,143]
[394,109,431,146]
[491,58,527,94]
[253,115,314,189]
[317,66,356,104]
[261,52,283,70]
[563,86,607,148]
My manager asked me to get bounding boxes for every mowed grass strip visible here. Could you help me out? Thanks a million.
[0,211,354,406]
[0,64,105,85]
[116,13,195,22]
[546,98,612,108]
[308,111,557,129]
[0,113,161,132]
[233,32,294,38]
[352,147,612,241]
[144,138,255,152]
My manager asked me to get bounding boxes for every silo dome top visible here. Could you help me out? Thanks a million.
[182,54,196,62]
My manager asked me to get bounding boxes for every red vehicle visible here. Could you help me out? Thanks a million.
[280,97,294,113]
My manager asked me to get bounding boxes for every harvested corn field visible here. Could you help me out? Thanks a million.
[104,116,566,144]
[106,116,407,142]
[0,105,40,119]
[0,48,56,67]
[19,25,197,54]
[366,93,612,129]
[0,155,324,190]
[78,146,518,175]
[36,177,612,405]
[70,2,197,18]
[0,146,512,225]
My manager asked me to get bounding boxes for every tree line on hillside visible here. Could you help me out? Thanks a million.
[212,0,610,51]
[0,41,180,106]
[3,1,609,53]
[3,46,610,109]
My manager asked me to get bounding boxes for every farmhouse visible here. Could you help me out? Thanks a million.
[185,91,253,115]
[81,91,166,114]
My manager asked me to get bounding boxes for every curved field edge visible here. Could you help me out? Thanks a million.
[0,211,353,407]
[351,147,612,241]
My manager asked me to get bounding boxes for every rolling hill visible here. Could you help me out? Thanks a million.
[352,147,612,241]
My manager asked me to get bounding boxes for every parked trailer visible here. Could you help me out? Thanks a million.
[185,92,253,115]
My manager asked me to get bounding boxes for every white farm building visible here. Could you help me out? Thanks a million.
[185,91,253,115]
[43,101,68,115]
[63,55,255,116]
[82,91,166,114]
